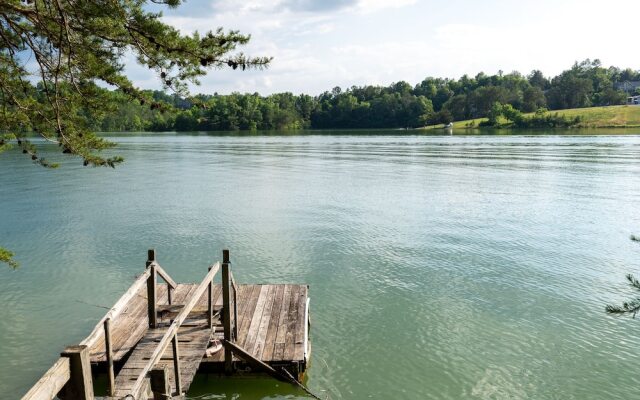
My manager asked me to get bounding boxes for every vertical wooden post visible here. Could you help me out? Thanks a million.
[221,249,233,373]
[104,318,115,396]
[233,283,238,340]
[172,334,183,395]
[147,249,157,329]
[59,345,94,400]
[207,265,214,331]
[150,366,171,400]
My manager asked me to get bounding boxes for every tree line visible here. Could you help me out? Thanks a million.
[95,59,640,131]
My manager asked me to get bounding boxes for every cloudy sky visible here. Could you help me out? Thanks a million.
[130,0,639,95]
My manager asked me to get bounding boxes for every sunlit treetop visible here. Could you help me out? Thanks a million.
[0,0,271,167]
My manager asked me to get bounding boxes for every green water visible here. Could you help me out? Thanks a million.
[2,132,640,399]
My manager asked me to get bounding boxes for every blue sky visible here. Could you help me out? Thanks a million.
[129,0,640,95]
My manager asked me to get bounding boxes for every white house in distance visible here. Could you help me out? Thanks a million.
[627,95,640,105]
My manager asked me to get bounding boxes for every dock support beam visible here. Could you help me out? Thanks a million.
[221,249,233,373]
[147,249,157,329]
[59,345,94,400]
[150,366,171,400]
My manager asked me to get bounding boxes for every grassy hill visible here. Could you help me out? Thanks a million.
[424,105,640,130]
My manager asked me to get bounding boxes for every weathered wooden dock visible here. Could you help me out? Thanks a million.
[21,250,310,400]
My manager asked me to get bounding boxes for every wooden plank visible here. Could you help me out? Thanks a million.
[243,285,271,355]
[89,282,156,360]
[283,286,300,361]
[293,285,308,362]
[236,285,259,340]
[91,284,169,362]
[237,285,264,349]
[228,285,247,331]
[80,269,151,349]
[20,358,70,400]
[273,285,293,361]
[303,296,310,361]
[262,284,285,361]
[113,319,211,397]
[251,285,278,358]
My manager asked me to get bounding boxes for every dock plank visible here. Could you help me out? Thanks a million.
[243,285,271,356]
[112,311,212,398]
[283,285,300,361]
[251,285,278,358]
[293,285,308,361]
[272,284,293,362]
[261,284,285,362]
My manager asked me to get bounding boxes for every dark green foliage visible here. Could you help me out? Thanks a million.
[58,60,640,132]
[430,109,453,125]
[482,103,580,128]
[311,86,433,129]
[522,86,547,112]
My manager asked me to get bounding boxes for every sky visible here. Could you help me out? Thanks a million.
[128,0,640,95]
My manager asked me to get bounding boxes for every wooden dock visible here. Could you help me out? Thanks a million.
[21,250,310,400]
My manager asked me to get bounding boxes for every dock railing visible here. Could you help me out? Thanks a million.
[128,260,221,398]
[221,249,239,372]
[21,249,238,400]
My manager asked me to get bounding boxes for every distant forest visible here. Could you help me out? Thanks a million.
[96,59,640,131]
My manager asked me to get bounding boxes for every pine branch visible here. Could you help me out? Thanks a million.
[0,0,269,167]
[606,298,640,318]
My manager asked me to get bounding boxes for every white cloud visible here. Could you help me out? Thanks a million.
[126,0,640,95]
[355,0,417,12]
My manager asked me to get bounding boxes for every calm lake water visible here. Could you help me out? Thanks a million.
[2,132,640,399]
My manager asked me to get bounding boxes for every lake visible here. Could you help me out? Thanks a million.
[1,132,640,399]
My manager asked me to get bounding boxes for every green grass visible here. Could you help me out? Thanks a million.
[423,105,640,130]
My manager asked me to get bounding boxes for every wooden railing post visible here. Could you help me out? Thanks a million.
[221,249,233,373]
[150,366,171,400]
[103,318,115,396]
[172,334,182,395]
[207,266,213,331]
[232,277,238,340]
[147,249,157,329]
[59,345,94,400]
